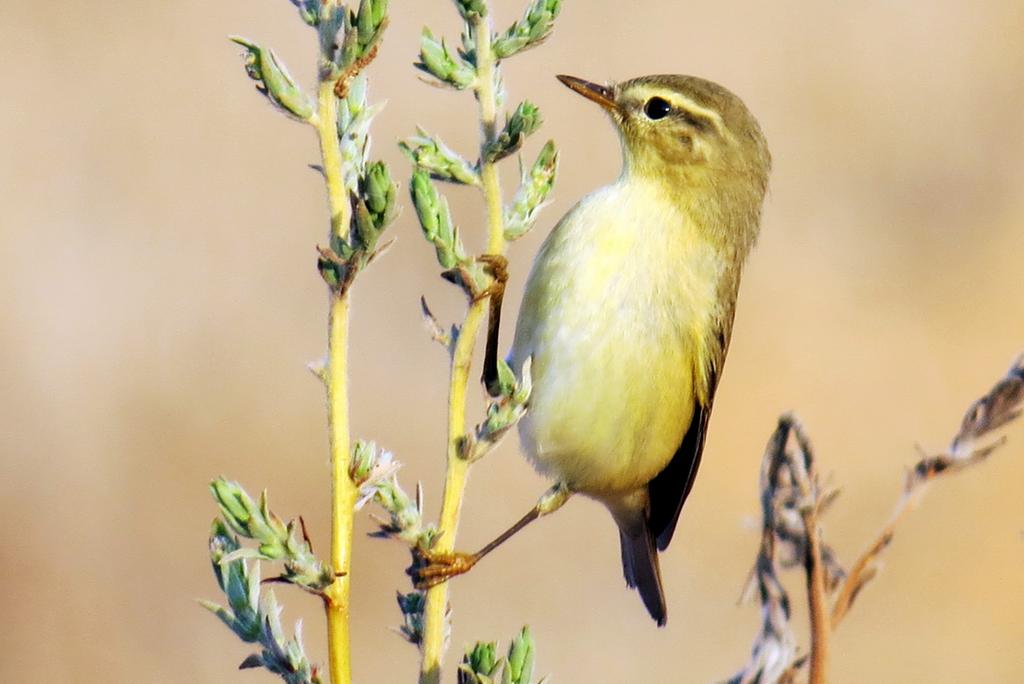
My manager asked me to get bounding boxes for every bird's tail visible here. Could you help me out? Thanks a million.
[619,521,667,626]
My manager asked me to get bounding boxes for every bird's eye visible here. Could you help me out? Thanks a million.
[643,97,672,120]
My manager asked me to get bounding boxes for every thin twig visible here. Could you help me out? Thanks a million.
[418,13,509,684]
[317,26,389,684]
[315,68,357,682]
[420,296,453,351]
[731,355,1024,684]
[831,355,1024,627]
[801,508,828,684]
[727,422,800,684]
[780,418,829,684]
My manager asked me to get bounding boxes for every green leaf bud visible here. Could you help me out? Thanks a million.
[503,627,535,684]
[492,0,562,59]
[334,0,387,68]
[231,37,314,121]
[411,169,439,237]
[454,0,488,20]
[464,642,500,679]
[336,75,385,188]
[208,478,332,592]
[415,29,476,89]
[337,19,361,70]
[396,590,427,645]
[496,1,560,58]
[411,169,461,269]
[361,160,397,227]
[287,0,320,26]
[330,233,355,262]
[349,440,379,484]
[495,359,517,397]
[400,131,480,186]
[352,196,379,254]
[485,101,542,163]
[210,479,251,533]
[317,3,347,70]
[504,140,558,241]
[357,0,377,46]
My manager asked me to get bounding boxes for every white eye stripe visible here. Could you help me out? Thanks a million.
[630,86,726,135]
[668,96,722,125]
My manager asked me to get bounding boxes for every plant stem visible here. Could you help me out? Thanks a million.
[785,420,829,684]
[418,14,507,684]
[802,505,829,684]
[419,297,488,684]
[472,15,505,256]
[317,77,356,684]
[830,489,912,629]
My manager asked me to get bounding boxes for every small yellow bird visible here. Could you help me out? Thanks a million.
[506,74,770,625]
[413,73,770,626]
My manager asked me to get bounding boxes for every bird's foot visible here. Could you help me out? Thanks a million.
[473,253,509,302]
[407,549,479,589]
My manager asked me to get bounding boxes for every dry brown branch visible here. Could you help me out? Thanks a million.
[783,422,829,684]
[728,416,828,684]
[419,296,453,351]
[727,536,800,684]
[831,354,1024,626]
[729,354,1023,684]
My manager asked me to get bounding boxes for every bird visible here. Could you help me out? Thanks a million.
[410,73,770,627]
[504,74,771,625]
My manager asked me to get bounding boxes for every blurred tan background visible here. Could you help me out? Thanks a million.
[2,1,1023,682]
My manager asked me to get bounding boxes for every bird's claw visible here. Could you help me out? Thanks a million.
[477,253,509,283]
[473,254,509,302]
[407,550,478,589]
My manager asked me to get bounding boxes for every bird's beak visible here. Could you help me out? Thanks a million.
[556,74,617,111]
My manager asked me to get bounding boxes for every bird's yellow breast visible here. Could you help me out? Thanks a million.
[510,177,726,496]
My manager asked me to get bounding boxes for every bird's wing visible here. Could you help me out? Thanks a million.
[648,326,729,552]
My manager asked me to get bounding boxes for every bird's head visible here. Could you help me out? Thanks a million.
[557,73,771,247]
[559,73,769,182]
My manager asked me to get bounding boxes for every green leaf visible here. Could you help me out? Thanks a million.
[485,101,542,162]
[503,627,535,684]
[211,479,251,531]
[492,0,562,59]
[363,161,395,217]
[464,641,500,679]
[317,3,347,68]
[352,197,378,254]
[396,590,427,645]
[230,37,314,121]
[504,140,558,241]
[410,169,462,269]
[495,359,517,397]
[354,160,397,254]
[207,478,332,592]
[337,0,388,67]
[349,440,379,483]
[454,0,488,20]
[400,131,480,186]
[286,0,320,26]
[415,28,476,89]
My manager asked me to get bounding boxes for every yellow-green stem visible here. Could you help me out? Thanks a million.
[419,298,488,684]
[418,14,506,684]
[473,16,505,256]
[317,78,356,684]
